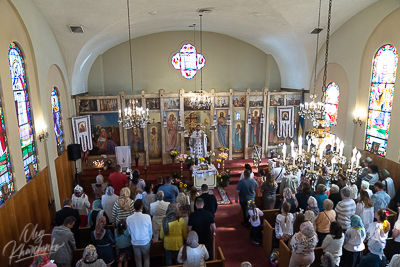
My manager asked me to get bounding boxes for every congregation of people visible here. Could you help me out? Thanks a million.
[45,165,217,267]
[234,156,400,267]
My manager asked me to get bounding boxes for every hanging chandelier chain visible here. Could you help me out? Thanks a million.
[200,14,203,95]
[313,0,322,95]
[193,23,197,93]
[321,0,332,102]
[127,0,134,96]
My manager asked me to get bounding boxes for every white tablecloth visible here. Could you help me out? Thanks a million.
[191,165,218,179]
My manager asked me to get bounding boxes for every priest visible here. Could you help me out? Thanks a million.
[190,125,207,157]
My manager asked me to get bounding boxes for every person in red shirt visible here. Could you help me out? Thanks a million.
[108,165,128,196]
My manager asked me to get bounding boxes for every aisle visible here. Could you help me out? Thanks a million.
[214,185,270,267]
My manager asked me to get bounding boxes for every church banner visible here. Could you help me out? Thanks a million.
[277,106,294,138]
[71,115,93,152]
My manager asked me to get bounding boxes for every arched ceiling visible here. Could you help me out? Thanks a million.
[31,0,378,95]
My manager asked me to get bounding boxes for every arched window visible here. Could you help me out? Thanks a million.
[0,95,14,204]
[8,43,38,180]
[365,44,398,157]
[325,82,340,126]
[51,87,64,155]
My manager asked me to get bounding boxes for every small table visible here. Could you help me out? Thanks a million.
[191,165,218,189]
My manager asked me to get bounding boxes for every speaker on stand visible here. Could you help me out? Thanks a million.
[68,144,81,186]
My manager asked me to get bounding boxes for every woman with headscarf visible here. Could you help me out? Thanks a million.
[72,185,91,215]
[160,204,187,266]
[388,255,400,267]
[279,187,298,213]
[76,245,107,267]
[101,186,118,220]
[111,187,135,226]
[177,231,209,267]
[92,174,108,200]
[356,239,386,267]
[29,250,56,267]
[176,192,190,227]
[306,196,320,217]
[88,199,110,230]
[240,164,254,180]
[321,252,335,267]
[91,216,115,267]
[340,215,366,267]
[289,221,318,267]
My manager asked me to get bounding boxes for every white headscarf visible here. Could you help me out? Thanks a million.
[368,239,384,260]
[388,254,400,267]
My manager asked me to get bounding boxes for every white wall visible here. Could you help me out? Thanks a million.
[88,31,281,95]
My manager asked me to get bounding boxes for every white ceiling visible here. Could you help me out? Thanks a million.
[31,0,378,94]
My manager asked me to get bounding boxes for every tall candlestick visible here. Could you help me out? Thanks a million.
[336,137,340,152]
[307,138,311,153]
[311,155,315,171]
[351,156,355,172]
[292,151,297,167]
[339,141,344,157]
[291,141,294,156]
[298,135,303,155]
[282,143,287,162]
[356,151,361,167]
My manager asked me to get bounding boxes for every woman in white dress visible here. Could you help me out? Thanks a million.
[177,231,209,267]
[355,191,374,231]
[72,185,91,215]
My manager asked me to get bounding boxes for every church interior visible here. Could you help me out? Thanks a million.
[1,0,400,266]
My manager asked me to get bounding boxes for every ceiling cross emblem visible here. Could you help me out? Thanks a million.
[171,43,205,79]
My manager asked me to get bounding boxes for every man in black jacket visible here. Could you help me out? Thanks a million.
[195,184,218,217]
[55,198,81,248]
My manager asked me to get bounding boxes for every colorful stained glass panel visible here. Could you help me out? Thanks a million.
[366,110,391,139]
[324,82,340,126]
[371,45,399,84]
[51,88,64,155]
[365,135,387,156]
[368,84,394,112]
[8,43,38,180]
[171,43,205,79]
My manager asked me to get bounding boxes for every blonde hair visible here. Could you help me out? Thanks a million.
[266,173,277,187]
[323,199,333,211]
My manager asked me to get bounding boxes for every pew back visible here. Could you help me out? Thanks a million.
[260,209,279,228]
[278,240,291,267]
[164,247,225,267]
[262,219,278,259]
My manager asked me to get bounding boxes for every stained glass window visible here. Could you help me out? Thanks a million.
[171,43,205,79]
[0,95,14,204]
[51,87,64,155]
[324,82,340,126]
[365,44,398,157]
[8,43,38,180]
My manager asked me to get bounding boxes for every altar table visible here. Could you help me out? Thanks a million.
[191,165,218,189]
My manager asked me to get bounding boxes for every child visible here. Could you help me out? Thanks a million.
[344,178,358,201]
[275,202,294,242]
[114,220,132,267]
[366,209,391,249]
[340,215,365,267]
[248,200,264,244]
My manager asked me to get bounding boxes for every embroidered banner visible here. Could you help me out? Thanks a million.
[71,115,93,152]
[277,106,294,138]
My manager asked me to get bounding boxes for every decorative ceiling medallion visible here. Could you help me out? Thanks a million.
[171,43,205,79]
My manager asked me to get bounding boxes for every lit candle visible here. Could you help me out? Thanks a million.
[331,157,337,172]
[282,143,287,162]
[356,151,361,167]
[307,138,311,153]
[298,135,303,155]
[351,156,355,172]
[352,147,357,158]
[292,151,297,167]
[336,137,340,152]
[339,141,344,157]
[311,155,315,171]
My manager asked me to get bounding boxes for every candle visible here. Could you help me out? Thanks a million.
[292,151,297,167]
[339,141,344,157]
[336,137,340,152]
[352,147,358,158]
[282,143,287,162]
[291,140,294,156]
[311,155,315,171]
[298,135,303,155]
[307,138,311,153]
[356,151,361,167]
[331,157,337,172]
[351,156,355,172]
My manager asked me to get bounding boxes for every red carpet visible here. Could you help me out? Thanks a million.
[213,184,271,267]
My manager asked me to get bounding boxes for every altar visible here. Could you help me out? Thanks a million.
[191,165,218,189]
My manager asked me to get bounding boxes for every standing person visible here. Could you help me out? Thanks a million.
[356,239,386,267]
[335,187,356,231]
[340,215,366,267]
[357,157,372,191]
[360,181,373,199]
[280,187,298,213]
[261,172,278,210]
[236,170,258,227]
[275,202,294,243]
[176,192,191,227]
[101,186,118,221]
[364,165,379,186]
[248,200,264,244]
[108,165,129,196]
[189,186,199,213]
[337,174,348,190]
[392,214,400,255]
[112,187,135,226]
[177,231,209,267]
[153,176,164,194]
[329,184,342,209]
[75,245,107,267]
[289,221,318,267]
[355,191,374,230]
[92,174,108,200]
[157,176,179,204]
[72,185,91,222]
[371,182,391,213]
[321,222,344,267]
[379,169,395,199]
[195,184,218,217]
[91,216,115,267]
[55,198,81,248]
[150,191,170,241]
[114,221,132,267]
[50,216,77,267]
[313,184,328,212]
[255,169,266,198]
[296,182,311,212]
[188,198,216,260]
[306,196,319,217]
[280,172,299,196]
[30,250,57,267]
[143,183,156,214]
[160,205,187,266]
[239,164,255,180]
[366,209,391,249]
[126,199,153,267]
[315,199,336,247]
[88,199,110,230]
[131,169,146,193]
[344,179,358,201]
[271,161,285,193]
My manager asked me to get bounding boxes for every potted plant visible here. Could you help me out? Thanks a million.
[170,150,178,165]
[217,171,231,187]
[186,155,194,169]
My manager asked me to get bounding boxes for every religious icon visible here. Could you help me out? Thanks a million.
[166,112,178,150]
[79,100,97,112]
[249,96,263,107]
[164,98,180,109]
[216,110,228,148]
[100,99,118,111]
[269,120,275,144]
[149,126,160,157]
[270,95,284,106]
[78,122,86,133]
[233,96,245,107]
[146,98,160,110]
[215,97,229,108]
[250,109,261,145]
[234,122,243,152]
[371,142,380,155]
[282,112,289,121]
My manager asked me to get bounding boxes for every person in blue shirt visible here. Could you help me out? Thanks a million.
[236,169,258,227]
[313,184,328,212]
[371,181,391,213]
[157,176,179,204]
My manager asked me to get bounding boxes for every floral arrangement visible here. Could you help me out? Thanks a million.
[186,155,194,165]
[170,150,179,158]
[176,153,187,162]
[199,157,206,163]
[218,152,228,160]
[216,159,221,163]
[217,170,231,185]
[171,177,188,189]
[219,147,229,153]
[133,152,141,160]
[93,160,104,168]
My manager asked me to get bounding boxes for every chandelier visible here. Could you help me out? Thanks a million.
[188,14,212,109]
[118,0,150,129]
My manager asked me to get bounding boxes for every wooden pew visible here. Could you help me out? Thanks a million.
[79,224,115,248]
[278,240,291,267]
[387,208,397,230]
[311,248,323,267]
[262,219,278,259]
[260,209,279,227]
[163,247,225,267]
